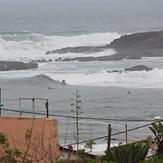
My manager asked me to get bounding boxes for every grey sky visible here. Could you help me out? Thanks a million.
[0,0,163,16]
[0,0,163,34]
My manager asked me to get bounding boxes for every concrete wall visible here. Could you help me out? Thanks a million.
[0,116,60,162]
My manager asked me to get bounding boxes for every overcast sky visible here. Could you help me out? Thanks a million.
[0,0,163,15]
[0,0,163,33]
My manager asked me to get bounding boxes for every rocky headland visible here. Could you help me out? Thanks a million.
[107,30,163,60]
[46,30,163,61]
[0,61,38,71]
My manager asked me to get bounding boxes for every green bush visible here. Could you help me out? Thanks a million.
[149,123,163,155]
[105,142,149,163]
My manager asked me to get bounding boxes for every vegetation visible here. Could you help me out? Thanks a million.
[149,122,163,156]
[56,122,163,163]
[142,156,163,163]
[71,90,83,151]
[105,142,149,163]
[1,114,163,163]
[84,127,96,152]
[85,139,96,152]
[0,132,21,163]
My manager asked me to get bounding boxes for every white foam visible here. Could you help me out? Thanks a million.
[69,143,118,155]
[0,67,163,88]
[48,32,120,48]
[45,68,163,88]
[0,32,120,61]
[1,32,163,88]
[0,69,39,79]
[48,49,117,60]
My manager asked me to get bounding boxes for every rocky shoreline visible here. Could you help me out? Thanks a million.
[45,46,106,55]
[0,61,38,71]
[46,30,163,62]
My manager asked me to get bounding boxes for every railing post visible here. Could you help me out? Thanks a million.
[32,98,35,118]
[45,99,49,118]
[125,124,128,144]
[107,124,112,150]
[19,98,22,116]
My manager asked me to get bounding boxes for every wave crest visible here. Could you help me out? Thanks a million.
[0,32,120,61]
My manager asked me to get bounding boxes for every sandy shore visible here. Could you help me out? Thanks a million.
[0,75,162,145]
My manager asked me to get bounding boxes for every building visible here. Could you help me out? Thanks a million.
[0,116,60,162]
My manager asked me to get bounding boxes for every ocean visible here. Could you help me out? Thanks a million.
[0,0,163,87]
[1,0,163,153]
[0,0,163,88]
[1,32,163,88]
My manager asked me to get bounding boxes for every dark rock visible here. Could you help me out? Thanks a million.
[55,57,63,62]
[124,65,153,71]
[0,61,38,71]
[108,30,163,49]
[61,57,94,62]
[33,59,52,63]
[51,30,163,62]
[107,65,152,73]
[107,30,163,59]
[107,70,123,73]
[60,54,124,62]
[45,46,105,55]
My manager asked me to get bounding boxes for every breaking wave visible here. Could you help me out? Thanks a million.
[0,32,120,61]
[44,68,163,88]
[1,32,163,88]
[0,66,163,88]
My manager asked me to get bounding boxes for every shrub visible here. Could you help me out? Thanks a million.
[105,142,149,163]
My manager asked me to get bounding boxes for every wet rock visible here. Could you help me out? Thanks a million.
[107,65,153,73]
[33,59,52,63]
[0,61,38,71]
[45,46,105,55]
[107,70,123,73]
[125,65,153,71]
[50,30,163,62]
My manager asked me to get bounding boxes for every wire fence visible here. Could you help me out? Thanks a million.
[1,107,162,148]
[1,107,156,122]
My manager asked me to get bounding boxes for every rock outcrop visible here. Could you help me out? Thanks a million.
[0,61,38,71]
[124,65,152,71]
[107,65,152,73]
[32,59,52,63]
[45,46,105,55]
[51,30,163,62]
[107,30,163,59]
[59,55,124,62]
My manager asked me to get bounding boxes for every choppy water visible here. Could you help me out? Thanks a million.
[0,0,163,153]
[0,32,163,88]
[0,0,163,88]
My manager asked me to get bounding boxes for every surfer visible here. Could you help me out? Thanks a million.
[62,80,66,85]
